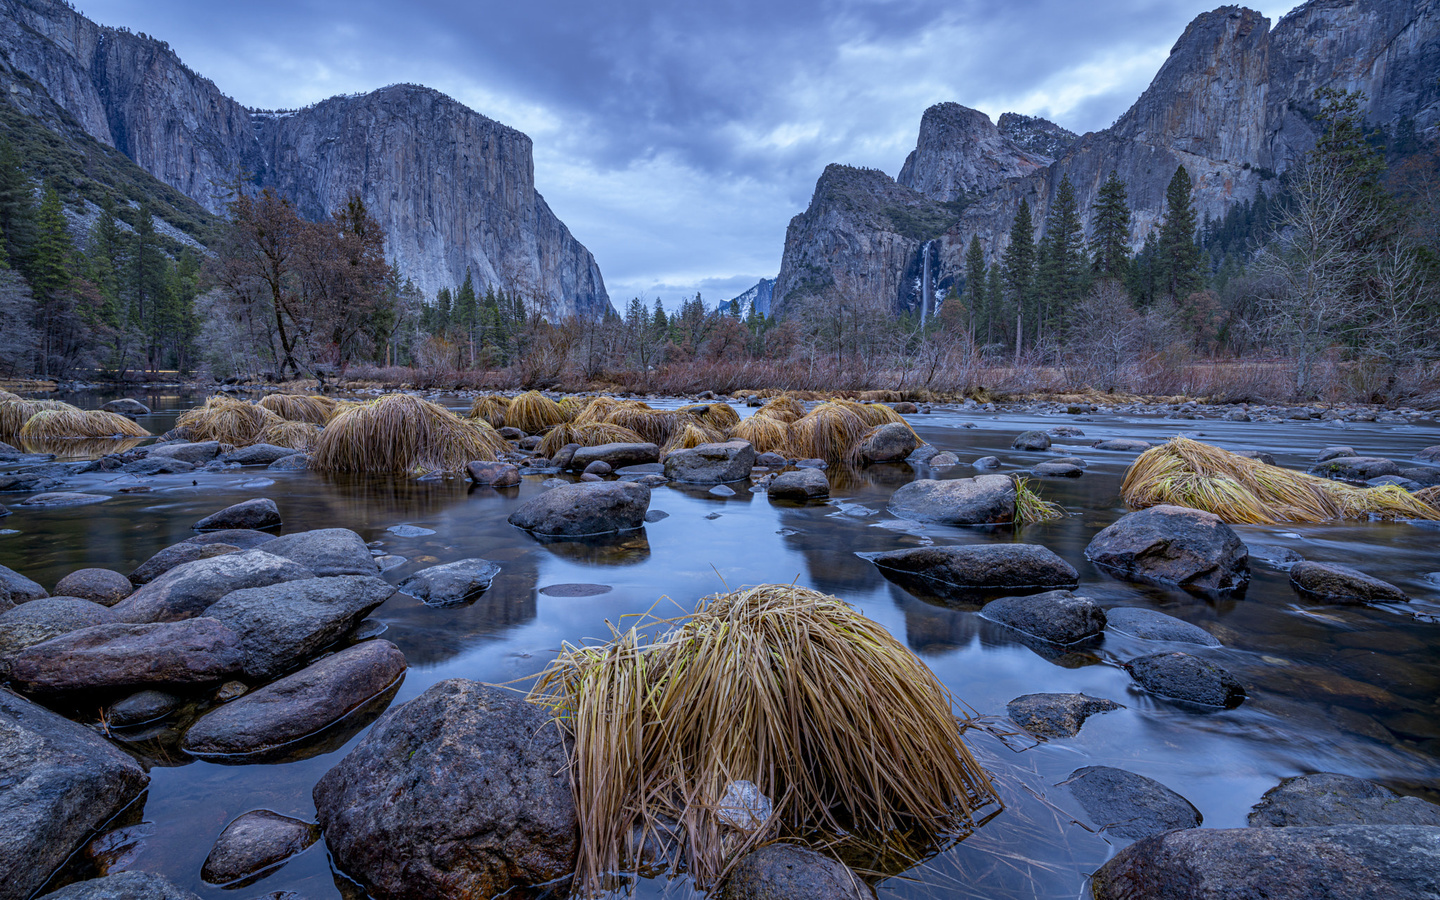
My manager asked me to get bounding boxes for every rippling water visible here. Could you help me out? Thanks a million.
[6,390,1439,899]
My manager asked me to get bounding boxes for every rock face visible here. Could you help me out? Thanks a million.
[509,481,650,536]
[718,842,874,900]
[313,679,578,900]
[888,475,1016,525]
[664,441,757,484]
[0,690,149,900]
[0,0,609,316]
[183,640,406,756]
[863,544,1077,595]
[898,102,1051,202]
[1091,826,1440,900]
[201,810,318,885]
[1248,772,1440,827]
[1064,765,1202,840]
[1086,505,1249,593]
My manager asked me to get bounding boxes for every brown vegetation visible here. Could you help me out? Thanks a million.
[258,392,339,424]
[311,393,507,474]
[17,408,150,439]
[177,396,285,445]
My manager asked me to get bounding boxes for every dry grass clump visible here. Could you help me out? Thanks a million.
[506,391,567,434]
[258,420,322,451]
[537,422,646,459]
[0,390,21,403]
[661,421,724,457]
[529,584,998,894]
[558,395,590,421]
[177,396,284,445]
[21,436,145,458]
[18,409,150,440]
[755,394,807,424]
[1417,485,1440,510]
[601,406,679,445]
[258,392,338,425]
[311,393,508,474]
[858,389,903,403]
[571,396,628,425]
[679,402,741,431]
[729,414,792,456]
[0,399,78,435]
[468,394,511,428]
[1122,437,1440,524]
[1015,478,1064,525]
[789,402,869,466]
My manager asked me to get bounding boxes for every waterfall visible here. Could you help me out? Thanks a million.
[920,240,933,327]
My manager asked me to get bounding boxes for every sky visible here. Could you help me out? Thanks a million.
[78,0,1302,311]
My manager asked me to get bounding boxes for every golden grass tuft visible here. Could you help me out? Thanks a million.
[0,390,20,403]
[755,394,807,424]
[468,394,511,428]
[537,422,646,459]
[0,399,79,435]
[21,436,145,458]
[557,395,590,422]
[661,420,724,457]
[311,393,508,474]
[728,414,792,456]
[506,390,567,434]
[177,396,284,445]
[788,402,869,466]
[600,405,678,445]
[1122,437,1440,524]
[257,392,338,425]
[18,408,150,440]
[1014,477,1064,525]
[858,389,903,403]
[257,420,322,451]
[679,402,741,431]
[1417,485,1440,510]
[529,584,998,894]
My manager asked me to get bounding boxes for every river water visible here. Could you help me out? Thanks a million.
[5,391,1439,900]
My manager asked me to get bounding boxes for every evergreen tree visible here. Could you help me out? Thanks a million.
[30,184,77,379]
[434,287,453,335]
[1090,170,1132,279]
[963,236,988,344]
[455,268,478,365]
[985,262,1004,350]
[652,298,668,332]
[1034,175,1085,342]
[1002,199,1036,354]
[128,206,172,370]
[0,139,35,270]
[87,198,125,329]
[1157,166,1204,300]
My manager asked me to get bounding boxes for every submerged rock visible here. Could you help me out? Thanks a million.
[1006,693,1122,738]
[982,590,1106,644]
[1127,651,1246,709]
[664,441,757,484]
[1085,505,1249,593]
[312,679,577,899]
[888,475,1016,525]
[195,498,282,532]
[1105,607,1221,646]
[19,491,109,507]
[397,559,501,607]
[106,689,182,727]
[202,810,318,885]
[508,481,650,536]
[1289,561,1409,604]
[1065,765,1201,840]
[1248,773,1440,827]
[718,842,873,900]
[1031,461,1082,477]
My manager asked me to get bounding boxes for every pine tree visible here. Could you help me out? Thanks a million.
[455,268,478,365]
[87,198,125,329]
[1090,170,1132,279]
[1157,166,1204,300]
[0,139,35,270]
[30,184,77,379]
[434,287,453,335]
[1002,199,1035,355]
[963,236,987,344]
[985,262,1004,349]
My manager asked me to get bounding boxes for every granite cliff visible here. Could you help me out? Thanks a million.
[774,0,1440,319]
[0,0,609,318]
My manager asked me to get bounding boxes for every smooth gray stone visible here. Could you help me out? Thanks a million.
[1065,765,1201,840]
[1105,607,1221,646]
[1248,773,1440,827]
[397,560,501,608]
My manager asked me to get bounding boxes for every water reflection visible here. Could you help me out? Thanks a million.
[21,437,146,458]
[525,528,652,566]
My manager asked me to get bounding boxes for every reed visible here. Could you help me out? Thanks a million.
[506,391,567,434]
[177,396,284,445]
[257,420,323,451]
[728,414,791,456]
[529,584,998,894]
[1122,437,1440,524]
[755,394,806,424]
[789,402,869,466]
[310,393,508,474]
[1014,478,1064,525]
[537,422,646,459]
[257,392,338,425]
[468,394,511,428]
[18,409,150,440]
[661,421,724,457]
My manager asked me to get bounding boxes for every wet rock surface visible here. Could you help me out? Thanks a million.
[508,481,650,536]
[52,568,133,606]
[856,423,918,463]
[147,441,224,464]
[866,544,1077,596]
[1086,505,1249,593]
[1064,765,1201,840]
[888,474,1016,525]
[397,559,501,607]
[201,809,319,885]
[222,444,299,466]
[106,688,182,727]
[466,460,522,486]
[1007,693,1122,738]
[10,617,243,694]
[1289,561,1409,603]
[195,498,282,532]
[570,442,660,471]
[718,842,874,900]
[1309,456,1401,480]
[1105,607,1221,646]
[983,590,1106,644]
[664,440,757,484]
[313,678,577,899]
[259,528,378,577]
[20,491,109,507]
[128,542,242,586]
[1248,773,1440,827]
[1011,430,1051,451]
[767,468,830,501]
[1128,651,1246,709]
[112,550,313,623]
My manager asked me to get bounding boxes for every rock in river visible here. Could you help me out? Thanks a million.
[112,550,313,623]
[855,423,917,464]
[1085,505,1249,593]
[888,475,1016,525]
[101,398,150,417]
[1105,607,1221,646]
[397,559,501,607]
[9,617,243,694]
[718,842,873,900]
[1127,651,1246,709]
[53,568,133,606]
[128,542,241,586]
[195,498,282,532]
[664,440,757,484]
[1248,772,1440,827]
[1007,693,1122,739]
[206,575,397,681]
[221,443,299,466]
[767,468,830,501]
[19,492,108,507]
[36,872,201,900]
[147,441,223,464]
[0,563,47,603]
[863,544,1077,597]
[1011,430,1051,451]
[570,442,660,471]
[183,639,406,757]
[201,809,319,885]
[982,590,1106,644]
[1309,456,1401,481]
[508,481,650,536]
[259,528,378,577]
[1091,826,1440,900]
[1064,765,1201,840]
[0,690,149,900]
[1289,560,1409,604]
[313,679,577,900]
[466,461,521,486]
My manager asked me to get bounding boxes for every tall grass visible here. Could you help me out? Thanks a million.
[18,408,150,439]
[601,406,678,446]
[507,390,567,434]
[661,421,725,457]
[1014,478,1064,525]
[1123,437,1440,524]
[0,399,79,436]
[177,396,284,445]
[537,422,646,458]
[257,393,339,424]
[789,402,870,466]
[257,420,322,451]
[728,414,792,456]
[0,390,21,403]
[468,394,511,428]
[756,394,807,424]
[529,584,998,894]
[311,393,508,474]
[679,402,741,431]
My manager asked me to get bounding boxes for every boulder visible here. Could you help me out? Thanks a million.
[0,473,64,492]
[206,575,397,681]
[1031,461,1082,477]
[1289,561,1409,603]
[508,481,650,536]
[664,441,757,484]
[1064,765,1201,840]
[100,399,150,417]
[195,498,281,532]
[756,451,788,467]
[1091,439,1151,451]
[0,691,149,900]
[19,492,108,507]
[1085,505,1249,593]
[1011,430,1051,451]
[201,809,319,885]
[105,689,182,727]
[1007,693,1122,738]
[312,679,577,899]
[1105,607,1221,646]
[9,618,243,694]
[120,457,196,476]
[930,451,960,466]
[1316,446,1356,462]
[1235,449,1277,466]
[863,544,1077,596]
[183,529,278,550]
[466,461,522,486]
[268,453,310,471]
[549,443,580,471]
[767,468,830,501]
[128,542,241,586]
[971,455,1001,468]
[906,444,940,464]
[856,423,918,464]
[259,528,377,577]
[982,590,1106,644]
[569,442,660,471]
[397,559,501,608]
[1309,456,1401,481]
[146,441,224,464]
[221,443,298,466]
[1248,773,1440,827]
[1091,826,1440,900]
[184,639,406,757]
[888,475,1016,525]
[1048,425,1086,438]
[718,843,873,900]
[1127,651,1246,708]
[0,597,115,633]
[1416,445,1440,463]
[53,569,132,606]
[112,550,313,623]
[38,872,200,900]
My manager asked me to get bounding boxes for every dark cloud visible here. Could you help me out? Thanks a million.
[77,0,1299,307]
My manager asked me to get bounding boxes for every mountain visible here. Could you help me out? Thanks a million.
[719,277,776,318]
[0,0,609,319]
[772,0,1440,319]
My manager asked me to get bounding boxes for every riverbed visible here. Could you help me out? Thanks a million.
[5,391,1438,900]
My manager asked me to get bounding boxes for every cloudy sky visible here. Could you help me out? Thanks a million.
[80,0,1300,310]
